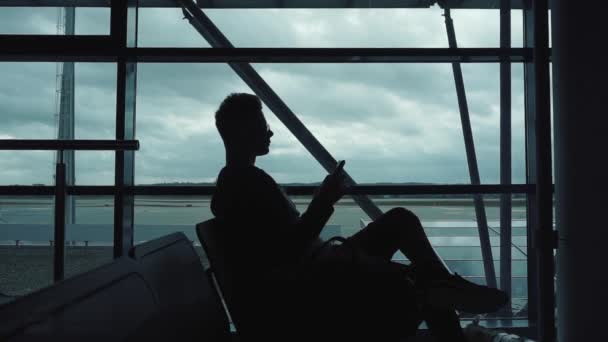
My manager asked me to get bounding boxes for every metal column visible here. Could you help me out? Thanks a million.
[553,1,608,340]
[443,7,497,289]
[53,156,66,281]
[522,0,538,324]
[111,0,138,257]
[53,6,75,283]
[179,0,383,220]
[528,0,555,340]
[499,0,513,312]
[57,7,76,224]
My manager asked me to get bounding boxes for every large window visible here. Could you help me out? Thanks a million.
[0,0,554,334]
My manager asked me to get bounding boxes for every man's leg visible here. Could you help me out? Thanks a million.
[348,207,449,277]
[422,307,467,342]
[347,208,465,341]
[348,207,509,314]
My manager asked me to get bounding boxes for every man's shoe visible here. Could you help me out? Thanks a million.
[463,320,526,342]
[425,273,509,314]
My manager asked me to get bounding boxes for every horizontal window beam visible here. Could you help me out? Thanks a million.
[0,184,536,196]
[0,186,55,196]
[0,0,526,9]
[285,184,535,195]
[0,46,533,63]
[1,36,114,62]
[131,184,535,196]
[132,47,531,63]
[0,140,139,151]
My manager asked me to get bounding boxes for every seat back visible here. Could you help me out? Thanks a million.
[0,292,15,305]
[0,257,159,342]
[130,232,231,341]
[196,219,250,335]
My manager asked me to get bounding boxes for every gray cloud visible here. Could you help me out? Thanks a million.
[2,7,530,186]
[0,151,55,185]
[0,8,57,35]
[0,63,56,130]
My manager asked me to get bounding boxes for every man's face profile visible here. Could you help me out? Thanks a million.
[216,93,273,158]
[248,110,273,156]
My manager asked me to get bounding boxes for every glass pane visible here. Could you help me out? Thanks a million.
[138,7,500,48]
[74,151,115,185]
[0,63,57,140]
[253,63,526,184]
[0,151,114,186]
[0,151,54,185]
[138,8,212,48]
[0,196,54,296]
[449,9,499,47]
[1,62,116,185]
[0,7,110,35]
[134,195,214,267]
[135,63,325,185]
[75,8,111,35]
[0,7,60,35]
[74,63,117,139]
[136,63,525,185]
[512,63,526,183]
[511,10,523,47]
[0,62,116,140]
[64,196,113,279]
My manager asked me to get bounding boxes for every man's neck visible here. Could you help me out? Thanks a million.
[225,151,256,168]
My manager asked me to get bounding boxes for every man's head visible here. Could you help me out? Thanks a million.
[215,93,273,156]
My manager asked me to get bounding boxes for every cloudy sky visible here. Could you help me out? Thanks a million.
[1,6,532,186]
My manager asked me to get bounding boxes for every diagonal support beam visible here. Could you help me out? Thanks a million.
[443,7,497,289]
[178,0,384,220]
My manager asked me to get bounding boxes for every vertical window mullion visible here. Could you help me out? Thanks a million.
[531,0,555,340]
[113,0,138,258]
[499,0,513,313]
[523,0,538,324]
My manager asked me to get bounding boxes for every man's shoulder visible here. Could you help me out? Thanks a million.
[218,165,276,186]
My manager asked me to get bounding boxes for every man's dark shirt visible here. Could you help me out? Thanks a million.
[210,165,333,290]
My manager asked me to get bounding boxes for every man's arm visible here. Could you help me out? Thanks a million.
[224,163,346,259]
[288,160,347,252]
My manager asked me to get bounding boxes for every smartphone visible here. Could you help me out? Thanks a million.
[334,160,345,173]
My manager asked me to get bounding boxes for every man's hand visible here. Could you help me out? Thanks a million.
[314,160,348,208]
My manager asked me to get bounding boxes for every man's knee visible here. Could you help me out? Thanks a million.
[386,207,419,224]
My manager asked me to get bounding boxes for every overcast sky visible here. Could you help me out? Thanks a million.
[0,6,531,185]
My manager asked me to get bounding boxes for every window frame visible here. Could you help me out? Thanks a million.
[0,0,554,338]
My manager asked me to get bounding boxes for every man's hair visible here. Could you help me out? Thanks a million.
[215,93,262,140]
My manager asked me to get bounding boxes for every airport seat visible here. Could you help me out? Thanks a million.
[196,218,423,342]
[0,257,160,342]
[195,219,246,336]
[0,291,15,305]
[196,218,331,341]
[129,232,231,342]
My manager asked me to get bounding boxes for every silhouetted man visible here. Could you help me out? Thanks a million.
[210,93,508,342]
